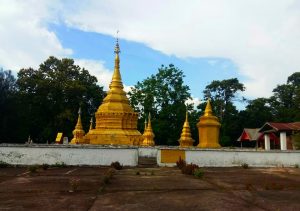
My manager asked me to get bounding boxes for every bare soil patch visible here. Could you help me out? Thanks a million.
[0,166,299,210]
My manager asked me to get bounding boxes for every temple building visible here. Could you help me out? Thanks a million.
[79,39,143,145]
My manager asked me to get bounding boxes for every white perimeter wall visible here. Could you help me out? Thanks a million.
[1,145,299,167]
[0,145,138,166]
[157,149,300,167]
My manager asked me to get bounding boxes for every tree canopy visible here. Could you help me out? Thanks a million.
[128,64,194,145]
[0,57,105,143]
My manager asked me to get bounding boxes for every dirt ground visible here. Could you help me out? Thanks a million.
[0,166,299,211]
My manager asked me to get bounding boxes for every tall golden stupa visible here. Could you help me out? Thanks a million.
[85,39,143,145]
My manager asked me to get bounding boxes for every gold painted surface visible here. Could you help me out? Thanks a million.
[55,132,63,143]
[85,39,142,145]
[197,100,221,148]
[70,109,86,144]
[161,149,186,163]
[179,112,194,147]
[141,113,155,146]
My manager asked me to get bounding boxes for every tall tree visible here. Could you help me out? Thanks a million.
[128,64,194,145]
[269,72,300,122]
[238,98,274,128]
[0,69,19,142]
[16,56,105,143]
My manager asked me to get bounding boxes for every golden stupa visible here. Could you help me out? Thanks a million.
[70,108,86,144]
[85,39,142,145]
[141,113,155,146]
[197,100,221,148]
[179,111,194,147]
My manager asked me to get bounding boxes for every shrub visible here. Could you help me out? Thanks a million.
[28,165,38,173]
[176,157,186,169]
[42,163,49,170]
[241,163,249,169]
[136,171,140,175]
[0,161,9,168]
[181,163,199,175]
[52,162,67,168]
[295,164,299,168]
[110,161,123,170]
[194,168,204,178]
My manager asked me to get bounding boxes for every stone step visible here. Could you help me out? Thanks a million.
[138,157,157,168]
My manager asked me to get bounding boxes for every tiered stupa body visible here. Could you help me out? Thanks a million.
[179,112,194,147]
[86,40,142,145]
[141,114,155,146]
[197,100,221,148]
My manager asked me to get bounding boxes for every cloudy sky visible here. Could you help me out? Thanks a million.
[1,0,300,107]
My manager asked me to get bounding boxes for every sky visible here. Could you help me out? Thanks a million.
[0,0,300,108]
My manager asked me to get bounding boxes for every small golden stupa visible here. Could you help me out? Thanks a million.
[179,111,194,147]
[141,113,155,146]
[197,100,221,148]
[70,108,86,144]
[86,39,142,145]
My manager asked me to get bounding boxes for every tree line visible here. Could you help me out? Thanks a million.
[1,56,300,146]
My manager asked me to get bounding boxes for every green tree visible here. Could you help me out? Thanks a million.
[129,64,195,145]
[201,78,245,146]
[269,72,300,122]
[16,56,105,143]
[238,98,274,128]
[0,69,20,142]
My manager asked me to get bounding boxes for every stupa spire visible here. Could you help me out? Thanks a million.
[179,110,194,147]
[75,108,83,130]
[204,99,213,116]
[141,113,155,146]
[110,34,123,89]
[70,107,86,144]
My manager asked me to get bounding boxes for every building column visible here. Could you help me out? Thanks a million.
[280,132,287,150]
[264,134,270,150]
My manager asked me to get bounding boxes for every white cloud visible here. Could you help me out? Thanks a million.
[60,0,300,98]
[74,59,112,90]
[0,0,71,71]
[2,1,300,99]
[185,96,201,109]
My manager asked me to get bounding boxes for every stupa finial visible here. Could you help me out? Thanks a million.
[110,31,123,89]
[114,30,120,54]
[144,116,147,132]
[204,99,213,117]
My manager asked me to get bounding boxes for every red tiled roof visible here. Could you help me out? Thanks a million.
[259,122,300,132]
